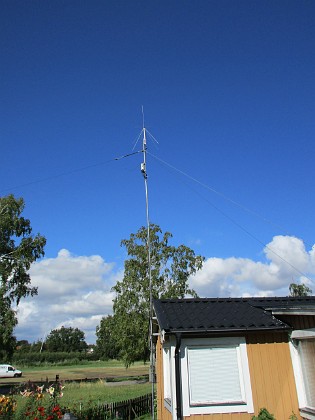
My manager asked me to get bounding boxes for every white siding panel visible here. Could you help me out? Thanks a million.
[299,339,315,407]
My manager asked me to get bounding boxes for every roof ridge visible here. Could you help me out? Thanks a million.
[156,296,315,303]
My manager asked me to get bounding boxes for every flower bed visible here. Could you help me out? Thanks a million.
[0,380,152,419]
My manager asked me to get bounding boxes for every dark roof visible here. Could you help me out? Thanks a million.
[243,296,315,312]
[153,296,315,335]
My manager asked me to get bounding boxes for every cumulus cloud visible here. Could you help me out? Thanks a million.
[15,249,121,344]
[190,235,315,298]
[29,249,114,297]
[14,236,315,345]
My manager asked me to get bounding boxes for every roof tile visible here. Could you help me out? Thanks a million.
[153,297,308,334]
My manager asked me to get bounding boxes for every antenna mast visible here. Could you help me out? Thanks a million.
[140,107,155,419]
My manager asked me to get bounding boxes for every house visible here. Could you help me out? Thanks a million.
[153,297,315,420]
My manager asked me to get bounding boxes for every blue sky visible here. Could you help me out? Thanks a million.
[1,1,315,343]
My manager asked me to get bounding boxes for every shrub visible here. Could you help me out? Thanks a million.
[252,408,276,420]
[12,351,98,367]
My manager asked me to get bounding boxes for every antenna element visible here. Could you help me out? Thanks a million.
[140,110,155,420]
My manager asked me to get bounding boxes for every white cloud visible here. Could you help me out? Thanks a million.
[14,249,121,344]
[190,235,315,298]
[29,249,114,298]
[55,315,104,330]
[14,236,315,345]
[49,291,115,316]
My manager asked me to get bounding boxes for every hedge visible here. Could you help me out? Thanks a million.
[11,351,98,366]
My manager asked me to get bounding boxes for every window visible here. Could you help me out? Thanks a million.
[163,346,171,402]
[299,339,315,408]
[290,331,315,420]
[187,345,245,405]
[162,339,178,417]
[181,337,254,416]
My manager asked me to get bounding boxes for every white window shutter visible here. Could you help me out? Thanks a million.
[188,346,243,405]
[163,346,171,400]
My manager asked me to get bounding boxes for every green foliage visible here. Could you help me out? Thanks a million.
[95,315,121,360]
[15,339,46,353]
[252,408,276,420]
[30,340,44,353]
[289,282,312,297]
[13,380,151,420]
[17,339,30,349]
[54,384,152,420]
[98,224,204,367]
[14,380,64,420]
[0,304,17,361]
[0,394,16,419]
[12,351,97,366]
[45,326,88,353]
[0,195,46,360]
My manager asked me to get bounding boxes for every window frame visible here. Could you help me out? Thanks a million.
[162,337,177,416]
[290,330,315,420]
[163,344,172,407]
[180,336,254,416]
[187,344,246,406]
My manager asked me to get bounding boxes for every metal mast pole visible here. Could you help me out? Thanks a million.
[141,120,155,419]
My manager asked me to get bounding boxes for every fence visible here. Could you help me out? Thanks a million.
[80,393,153,419]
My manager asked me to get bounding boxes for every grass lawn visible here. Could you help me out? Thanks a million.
[15,380,152,407]
[53,380,151,405]
[12,380,154,419]
[0,360,149,384]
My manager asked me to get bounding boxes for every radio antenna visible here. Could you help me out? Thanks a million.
[140,106,155,420]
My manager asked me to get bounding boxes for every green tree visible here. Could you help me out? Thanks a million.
[289,282,312,297]
[30,339,44,352]
[107,224,204,367]
[0,304,17,360]
[0,195,46,360]
[16,339,30,352]
[45,326,88,352]
[95,315,121,360]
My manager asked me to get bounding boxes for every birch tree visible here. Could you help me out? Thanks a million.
[106,224,204,366]
[0,195,46,359]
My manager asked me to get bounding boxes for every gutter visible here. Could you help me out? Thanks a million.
[175,333,182,420]
[164,326,291,335]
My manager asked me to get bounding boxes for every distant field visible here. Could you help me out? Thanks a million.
[0,361,149,384]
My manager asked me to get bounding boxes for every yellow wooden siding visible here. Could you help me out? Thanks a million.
[155,332,301,420]
[246,332,300,420]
